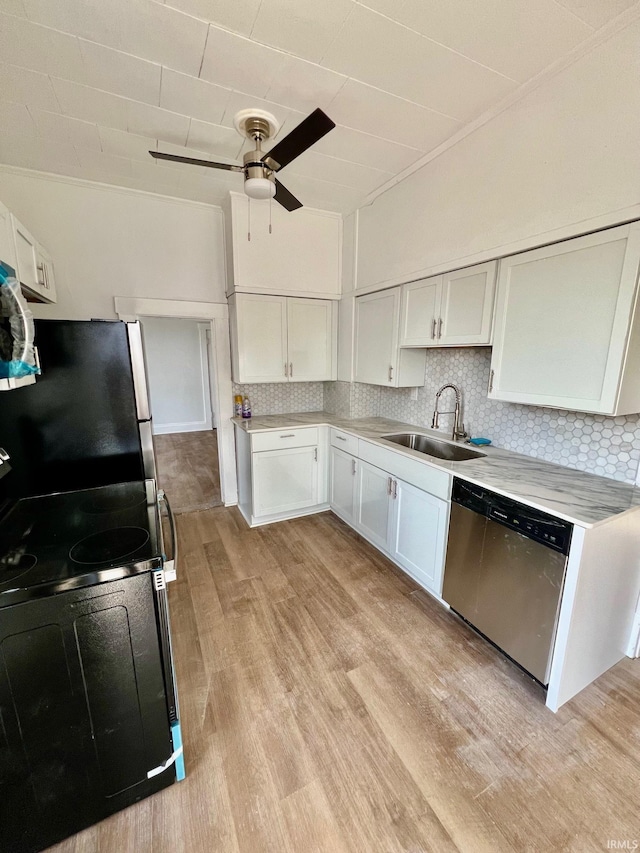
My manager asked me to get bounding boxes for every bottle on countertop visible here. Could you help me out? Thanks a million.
[234,394,243,417]
[241,395,252,418]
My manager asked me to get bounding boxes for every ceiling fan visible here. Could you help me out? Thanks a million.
[149,107,335,211]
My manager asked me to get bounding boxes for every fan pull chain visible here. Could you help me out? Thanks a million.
[247,197,251,242]
[269,194,272,234]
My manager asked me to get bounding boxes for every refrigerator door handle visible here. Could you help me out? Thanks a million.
[158,489,178,582]
[126,321,152,421]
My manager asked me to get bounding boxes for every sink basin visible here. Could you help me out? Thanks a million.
[381,433,486,461]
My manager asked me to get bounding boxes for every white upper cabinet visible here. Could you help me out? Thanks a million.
[230,293,288,383]
[223,192,341,300]
[489,223,640,415]
[0,205,56,303]
[35,243,57,304]
[399,261,496,347]
[0,203,17,272]
[287,298,335,382]
[354,288,426,387]
[229,293,336,384]
[12,216,40,296]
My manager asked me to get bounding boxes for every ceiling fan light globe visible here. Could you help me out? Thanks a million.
[245,177,276,200]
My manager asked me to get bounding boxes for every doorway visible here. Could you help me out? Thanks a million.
[140,316,220,513]
[114,296,237,512]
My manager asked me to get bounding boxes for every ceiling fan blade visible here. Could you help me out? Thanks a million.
[262,108,335,172]
[149,151,243,172]
[274,179,303,212]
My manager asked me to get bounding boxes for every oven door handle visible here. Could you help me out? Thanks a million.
[158,489,178,582]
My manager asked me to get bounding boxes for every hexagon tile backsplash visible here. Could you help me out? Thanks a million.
[325,348,640,485]
[236,349,640,484]
[233,383,324,416]
[376,349,640,484]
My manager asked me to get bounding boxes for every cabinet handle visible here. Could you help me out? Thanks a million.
[314,448,318,462]
[280,434,295,438]
[489,369,494,393]
[36,263,46,288]
[284,363,288,377]
[437,318,443,339]
[431,318,437,339]
[335,435,347,442]
[290,362,293,378]
[388,365,394,383]
[392,479,398,499]
[387,476,393,495]
[351,458,356,475]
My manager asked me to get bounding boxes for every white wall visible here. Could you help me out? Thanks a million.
[141,317,212,434]
[0,168,226,318]
[356,16,640,290]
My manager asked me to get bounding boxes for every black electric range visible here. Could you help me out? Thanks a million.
[0,479,162,609]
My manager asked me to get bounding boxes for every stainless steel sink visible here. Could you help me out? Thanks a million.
[381,433,486,461]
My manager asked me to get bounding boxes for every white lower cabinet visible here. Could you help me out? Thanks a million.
[234,424,328,526]
[236,423,450,597]
[352,456,450,597]
[329,446,358,525]
[253,446,319,516]
[389,478,449,594]
[356,460,392,550]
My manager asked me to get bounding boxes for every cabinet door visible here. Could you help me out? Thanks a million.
[438,261,496,345]
[36,243,57,303]
[355,460,391,551]
[354,288,400,385]
[231,294,288,383]
[330,446,357,524]
[0,202,17,271]
[229,193,341,298]
[287,298,335,381]
[253,446,319,516]
[11,216,40,295]
[399,276,440,346]
[490,224,640,414]
[389,478,449,595]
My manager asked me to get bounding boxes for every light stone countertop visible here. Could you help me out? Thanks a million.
[232,411,640,528]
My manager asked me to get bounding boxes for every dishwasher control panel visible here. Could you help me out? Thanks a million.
[452,479,573,556]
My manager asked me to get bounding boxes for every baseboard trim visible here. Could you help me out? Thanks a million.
[153,421,212,435]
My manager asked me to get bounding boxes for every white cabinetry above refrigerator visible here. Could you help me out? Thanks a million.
[229,293,336,383]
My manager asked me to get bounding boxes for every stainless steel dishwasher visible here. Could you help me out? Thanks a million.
[442,478,572,686]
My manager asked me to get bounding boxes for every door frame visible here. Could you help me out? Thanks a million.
[114,296,237,506]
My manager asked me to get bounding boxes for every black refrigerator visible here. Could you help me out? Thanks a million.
[0,319,156,501]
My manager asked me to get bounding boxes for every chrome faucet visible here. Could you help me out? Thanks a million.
[431,383,468,441]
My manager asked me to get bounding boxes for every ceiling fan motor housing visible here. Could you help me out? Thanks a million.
[243,149,275,185]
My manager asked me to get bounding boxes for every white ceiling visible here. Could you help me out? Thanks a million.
[0,0,637,213]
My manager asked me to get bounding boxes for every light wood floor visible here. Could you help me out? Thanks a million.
[52,507,640,853]
[154,430,221,513]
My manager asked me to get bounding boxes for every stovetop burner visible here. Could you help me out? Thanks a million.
[70,527,151,565]
[0,481,162,608]
[0,552,37,583]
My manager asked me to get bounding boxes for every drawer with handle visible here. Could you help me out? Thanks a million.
[252,427,319,453]
[330,428,358,455]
